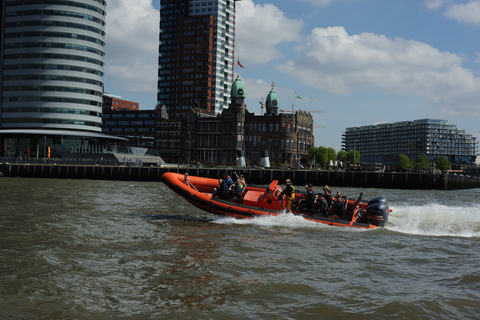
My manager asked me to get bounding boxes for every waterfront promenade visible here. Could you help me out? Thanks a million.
[1,163,479,190]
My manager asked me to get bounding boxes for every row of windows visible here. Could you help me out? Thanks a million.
[3,74,102,87]
[157,131,181,137]
[184,17,212,24]
[3,96,101,107]
[5,31,104,46]
[7,0,106,15]
[157,122,181,129]
[5,42,104,57]
[3,85,102,96]
[2,118,101,127]
[3,52,104,66]
[111,100,138,108]
[104,128,154,133]
[103,113,152,119]
[6,9,105,26]
[5,19,104,36]
[2,106,101,117]
[104,120,155,126]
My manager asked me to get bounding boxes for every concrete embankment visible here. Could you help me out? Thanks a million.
[2,164,479,190]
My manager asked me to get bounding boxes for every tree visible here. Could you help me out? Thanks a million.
[435,155,451,172]
[337,150,347,162]
[396,154,414,170]
[415,153,431,172]
[308,146,337,168]
[346,150,360,163]
[326,147,336,164]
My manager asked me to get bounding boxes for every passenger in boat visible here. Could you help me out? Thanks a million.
[332,191,345,219]
[298,184,315,213]
[238,173,246,187]
[213,179,228,199]
[322,185,333,209]
[314,194,328,215]
[223,171,233,188]
[233,172,247,187]
[228,175,247,201]
[279,179,295,212]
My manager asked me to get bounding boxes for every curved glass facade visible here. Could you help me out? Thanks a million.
[1,0,106,132]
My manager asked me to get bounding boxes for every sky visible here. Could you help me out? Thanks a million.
[103,0,480,152]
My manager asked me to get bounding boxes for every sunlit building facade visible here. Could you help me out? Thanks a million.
[0,0,127,159]
[158,0,238,119]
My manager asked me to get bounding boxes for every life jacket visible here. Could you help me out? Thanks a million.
[285,185,295,200]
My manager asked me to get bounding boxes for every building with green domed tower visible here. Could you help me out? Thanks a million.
[155,76,315,167]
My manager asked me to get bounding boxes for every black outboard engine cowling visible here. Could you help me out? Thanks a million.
[365,197,389,227]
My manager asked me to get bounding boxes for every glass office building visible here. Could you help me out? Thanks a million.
[1,0,127,159]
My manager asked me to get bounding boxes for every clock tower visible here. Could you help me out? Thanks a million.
[265,82,279,116]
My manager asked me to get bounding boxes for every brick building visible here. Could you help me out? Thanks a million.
[155,77,315,166]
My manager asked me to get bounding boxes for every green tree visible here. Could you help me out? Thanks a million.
[435,155,451,172]
[308,146,337,168]
[346,150,360,163]
[326,147,336,164]
[396,154,414,170]
[337,150,347,162]
[415,153,431,172]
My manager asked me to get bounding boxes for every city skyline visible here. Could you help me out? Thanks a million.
[103,0,480,152]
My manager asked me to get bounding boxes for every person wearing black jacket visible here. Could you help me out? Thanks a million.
[298,184,315,213]
[332,191,345,219]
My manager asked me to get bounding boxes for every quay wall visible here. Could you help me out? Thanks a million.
[2,164,480,190]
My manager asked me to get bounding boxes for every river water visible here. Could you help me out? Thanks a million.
[0,178,479,319]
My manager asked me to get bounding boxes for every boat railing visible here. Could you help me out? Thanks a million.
[183,173,199,192]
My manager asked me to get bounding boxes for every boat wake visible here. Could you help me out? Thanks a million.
[212,212,363,231]
[387,203,480,238]
[211,205,480,238]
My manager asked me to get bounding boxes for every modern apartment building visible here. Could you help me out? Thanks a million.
[158,0,238,119]
[0,0,126,159]
[342,119,478,166]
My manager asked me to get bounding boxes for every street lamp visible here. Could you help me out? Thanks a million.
[354,139,357,164]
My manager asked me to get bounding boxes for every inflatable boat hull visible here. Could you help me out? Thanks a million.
[162,172,389,229]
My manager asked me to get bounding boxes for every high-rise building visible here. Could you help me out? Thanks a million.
[0,0,127,159]
[342,119,478,166]
[158,0,238,119]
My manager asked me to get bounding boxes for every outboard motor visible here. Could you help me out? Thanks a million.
[365,197,389,227]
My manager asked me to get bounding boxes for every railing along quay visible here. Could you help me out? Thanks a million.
[1,163,479,190]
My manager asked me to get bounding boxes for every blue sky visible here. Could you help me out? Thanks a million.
[103,0,480,152]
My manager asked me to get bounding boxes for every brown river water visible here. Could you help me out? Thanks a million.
[1,178,479,319]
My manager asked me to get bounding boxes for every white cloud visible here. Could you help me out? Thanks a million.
[299,0,333,7]
[104,0,159,94]
[277,26,480,112]
[445,1,480,26]
[424,0,449,10]
[236,0,303,65]
[425,0,480,26]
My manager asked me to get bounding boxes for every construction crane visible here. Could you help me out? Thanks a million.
[280,104,323,114]
[279,104,326,127]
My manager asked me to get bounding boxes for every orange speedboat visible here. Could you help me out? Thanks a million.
[162,172,389,229]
